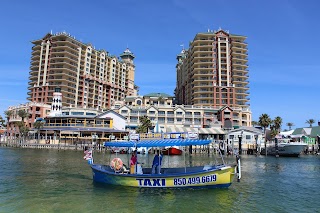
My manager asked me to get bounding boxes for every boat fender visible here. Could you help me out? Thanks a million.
[236,155,241,182]
[219,141,224,151]
[110,158,123,172]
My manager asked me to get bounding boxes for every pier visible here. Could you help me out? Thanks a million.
[1,139,319,155]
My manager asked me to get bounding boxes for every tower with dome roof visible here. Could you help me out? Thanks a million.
[120,48,136,96]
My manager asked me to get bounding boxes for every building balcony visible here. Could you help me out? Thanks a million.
[32,49,41,55]
[233,51,248,56]
[166,114,175,117]
[232,57,248,62]
[231,46,247,51]
[232,39,247,45]
[193,89,212,94]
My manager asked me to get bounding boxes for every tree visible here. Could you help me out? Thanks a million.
[4,110,13,125]
[33,120,44,143]
[273,116,282,133]
[4,110,13,143]
[0,115,5,127]
[15,121,29,144]
[268,116,282,158]
[306,119,315,127]
[18,109,29,123]
[258,113,272,155]
[286,122,294,130]
[136,116,153,133]
[251,121,258,127]
[157,96,164,105]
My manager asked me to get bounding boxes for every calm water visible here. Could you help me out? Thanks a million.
[0,148,319,213]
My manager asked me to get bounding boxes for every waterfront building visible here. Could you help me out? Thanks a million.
[28,31,136,110]
[35,89,128,144]
[6,102,51,138]
[112,93,237,139]
[25,107,128,145]
[39,111,127,145]
[0,125,6,142]
[227,127,263,154]
[112,93,250,134]
[175,29,251,127]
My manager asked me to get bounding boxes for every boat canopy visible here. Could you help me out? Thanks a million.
[103,139,211,148]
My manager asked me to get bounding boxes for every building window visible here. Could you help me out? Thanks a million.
[158,118,165,123]
[167,118,174,123]
[71,112,84,115]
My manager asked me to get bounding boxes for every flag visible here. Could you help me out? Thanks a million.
[84,149,93,164]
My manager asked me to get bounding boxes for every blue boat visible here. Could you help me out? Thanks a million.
[88,139,241,188]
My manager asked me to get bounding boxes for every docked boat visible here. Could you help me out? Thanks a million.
[131,147,152,154]
[87,139,241,189]
[261,139,307,157]
[110,147,128,154]
[162,146,183,155]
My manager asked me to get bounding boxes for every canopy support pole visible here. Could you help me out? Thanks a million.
[168,147,170,168]
[184,146,186,173]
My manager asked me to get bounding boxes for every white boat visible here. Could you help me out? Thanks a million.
[261,139,307,157]
[111,147,128,154]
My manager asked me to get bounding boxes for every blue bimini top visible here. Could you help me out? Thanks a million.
[103,139,211,148]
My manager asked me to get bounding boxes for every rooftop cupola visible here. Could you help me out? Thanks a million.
[120,48,135,63]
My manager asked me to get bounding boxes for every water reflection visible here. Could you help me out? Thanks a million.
[0,148,319,212]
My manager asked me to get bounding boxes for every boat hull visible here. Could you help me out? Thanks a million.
[162,147,183,155]
[261,143,307,157]
[91,164,236,188]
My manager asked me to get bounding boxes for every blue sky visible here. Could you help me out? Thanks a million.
[0,0,319,129]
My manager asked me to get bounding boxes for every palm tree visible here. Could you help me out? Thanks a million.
[251,121,258,127]
[270,116,282,158]
[18,109,29,123]
[273,116,282,133]
[33,120,44,143]
[4,110,13,124]
[18,122,29,145]
[4,110,13,143]
[306,119,315,127]
[0,115,5,127]
[136,116,153,133]
[258,113,272,155]
[15,121,24,145]
[157,96,164,106]
[286,122,294,130]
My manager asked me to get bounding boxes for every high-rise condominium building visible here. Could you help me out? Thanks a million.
[28,32,136,110]
[175,29,249,108]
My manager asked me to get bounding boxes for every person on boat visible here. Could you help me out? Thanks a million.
[152,150,163,174]
[130,151,137,166]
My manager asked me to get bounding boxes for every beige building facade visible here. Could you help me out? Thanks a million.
[112,93,251,133]
[6,102,51,137]
[28,32,136,110]
[175,29,251,126]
